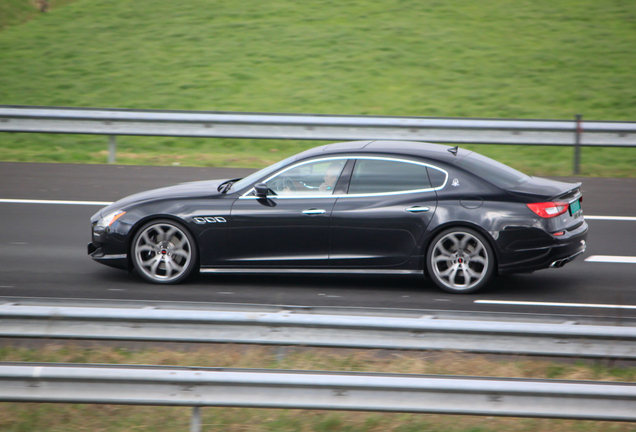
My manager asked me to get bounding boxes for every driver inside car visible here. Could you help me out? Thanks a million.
[318,163,341,192]
[280,161,344,195]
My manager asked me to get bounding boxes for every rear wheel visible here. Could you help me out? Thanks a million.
[131,219,198,284]
[426,227,494,294]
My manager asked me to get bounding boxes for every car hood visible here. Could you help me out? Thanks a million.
[93,179,229,219]
[508,176,582,201]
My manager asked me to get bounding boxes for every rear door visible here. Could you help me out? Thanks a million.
[329,157,442,268]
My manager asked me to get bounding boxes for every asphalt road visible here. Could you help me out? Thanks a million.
[1,161,635,319]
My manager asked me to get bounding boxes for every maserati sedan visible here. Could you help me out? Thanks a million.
[88,140,587,293]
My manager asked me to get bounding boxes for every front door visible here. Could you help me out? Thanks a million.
[224,158,348,268]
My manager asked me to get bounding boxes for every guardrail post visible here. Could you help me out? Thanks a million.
[190,406,201,432]
[108,135,117,164]
[276,346,287,362]
[573,114,582,175]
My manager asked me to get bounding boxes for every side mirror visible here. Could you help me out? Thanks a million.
[254,183,269,198]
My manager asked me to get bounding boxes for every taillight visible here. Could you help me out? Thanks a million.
[527,202,569,218]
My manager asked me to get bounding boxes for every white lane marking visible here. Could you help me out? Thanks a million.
[585,215,636,221]
[0,198,112,206]
[217,292,234,295]
[585,255,636,264]
[475,300,636,309]
[0,286,15,288]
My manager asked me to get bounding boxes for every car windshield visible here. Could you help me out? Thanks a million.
[456,152,530,189]
[227,155,297,193]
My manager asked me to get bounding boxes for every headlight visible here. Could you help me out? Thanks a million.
[96,210,126,228]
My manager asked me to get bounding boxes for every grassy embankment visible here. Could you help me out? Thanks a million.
[0,0,635,176]
[1,345,636,432]
[0,0,75,30]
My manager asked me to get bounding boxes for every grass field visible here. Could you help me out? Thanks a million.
[2,344,636,431]
[0,0,635,176]
[0,0,74,30]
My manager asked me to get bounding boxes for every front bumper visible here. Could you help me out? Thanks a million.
[88,215,133,270]
[88,243,129,269]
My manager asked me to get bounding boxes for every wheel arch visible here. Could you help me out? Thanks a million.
[126,214,200,271]
[420,221,500,276]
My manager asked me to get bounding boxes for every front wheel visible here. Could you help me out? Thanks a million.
[131,219,198,284]
[426,227,495,294]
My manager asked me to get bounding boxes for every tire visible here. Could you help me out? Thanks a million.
[131,219,198,284]
[426,227,495,294]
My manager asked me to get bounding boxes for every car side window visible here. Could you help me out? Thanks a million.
[427,166,448,189]
[348,159,432,195]
[267,159,347,196]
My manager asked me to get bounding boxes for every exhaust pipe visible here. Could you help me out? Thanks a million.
[550,259,567,268]
[550,244,586,269]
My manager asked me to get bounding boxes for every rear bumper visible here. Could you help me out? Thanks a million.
[549,242,586,268]
[498,221,588,274]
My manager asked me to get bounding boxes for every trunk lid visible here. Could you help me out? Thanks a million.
[508,176,581,201]
[509,177,584,232]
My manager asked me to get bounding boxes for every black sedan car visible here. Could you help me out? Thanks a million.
[89,141,587,293]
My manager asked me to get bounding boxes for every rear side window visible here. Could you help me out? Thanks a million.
[427,167,447,189]
[456,152,530,189]
[348,159,432,195]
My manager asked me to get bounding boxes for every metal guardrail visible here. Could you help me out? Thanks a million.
[4,295,636,325]
[2,302,636,359]
[2,363,636,424]
[1,105,635,173]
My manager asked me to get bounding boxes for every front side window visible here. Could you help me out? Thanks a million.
[267,159,347,196]
[348,159,432,195]
[230,155,297,193]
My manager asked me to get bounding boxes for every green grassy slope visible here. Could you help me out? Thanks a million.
[0,0,37,30]
[0,0,635,175]
[0,0,75,30]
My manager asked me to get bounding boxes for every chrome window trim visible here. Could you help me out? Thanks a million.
[239,156,448,200]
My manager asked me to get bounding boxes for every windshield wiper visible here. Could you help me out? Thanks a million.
[217,178,242,194]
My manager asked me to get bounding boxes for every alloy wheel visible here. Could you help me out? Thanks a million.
[132,221,195,283]
[428,229,493,293]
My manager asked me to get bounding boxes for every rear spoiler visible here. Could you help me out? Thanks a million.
[550,183,582,201]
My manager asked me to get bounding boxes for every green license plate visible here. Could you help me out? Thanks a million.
[569,199,581,215]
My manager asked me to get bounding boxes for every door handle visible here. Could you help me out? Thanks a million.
[302,209,326,215]
[405,206,430,213]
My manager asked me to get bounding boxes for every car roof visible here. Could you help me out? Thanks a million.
[293,140,471,165]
